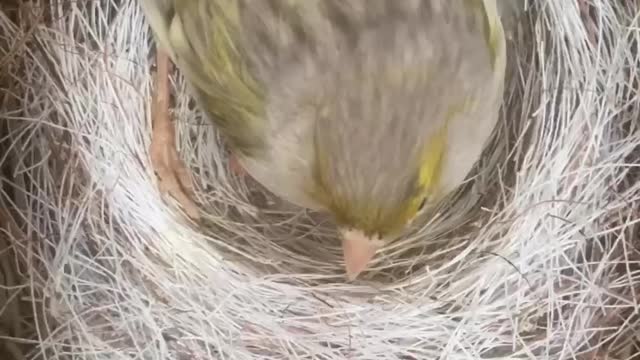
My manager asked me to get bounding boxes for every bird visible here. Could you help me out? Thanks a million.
[140,0,506,280]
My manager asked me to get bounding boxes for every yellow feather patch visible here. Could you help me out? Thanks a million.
[418,127,447,193]
[471,0,503,70]
[168,1,267,156]
[407,124,447,214]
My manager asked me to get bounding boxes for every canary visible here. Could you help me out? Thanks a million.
[141,0,506,279]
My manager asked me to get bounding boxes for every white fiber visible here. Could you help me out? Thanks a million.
[0,0,638,359]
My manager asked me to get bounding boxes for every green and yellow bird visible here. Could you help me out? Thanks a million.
[140,0,506,279]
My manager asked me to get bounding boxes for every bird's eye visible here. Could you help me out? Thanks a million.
[417,197,427,212]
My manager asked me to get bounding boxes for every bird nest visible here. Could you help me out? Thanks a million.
[1,1,639,359]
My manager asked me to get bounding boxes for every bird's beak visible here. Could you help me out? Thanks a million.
[341,229,382,280]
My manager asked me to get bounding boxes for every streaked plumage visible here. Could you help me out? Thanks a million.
[140,0,506,278]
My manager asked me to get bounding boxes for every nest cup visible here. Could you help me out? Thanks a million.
[0,0,639,359]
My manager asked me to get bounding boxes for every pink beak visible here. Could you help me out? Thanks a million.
[341,229,381,280]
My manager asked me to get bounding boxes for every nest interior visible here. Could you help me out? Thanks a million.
[0,0,639,359]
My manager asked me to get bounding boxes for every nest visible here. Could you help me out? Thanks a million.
[1,0,639,359]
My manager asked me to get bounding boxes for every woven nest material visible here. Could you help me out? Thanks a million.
[1,0,639,359]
